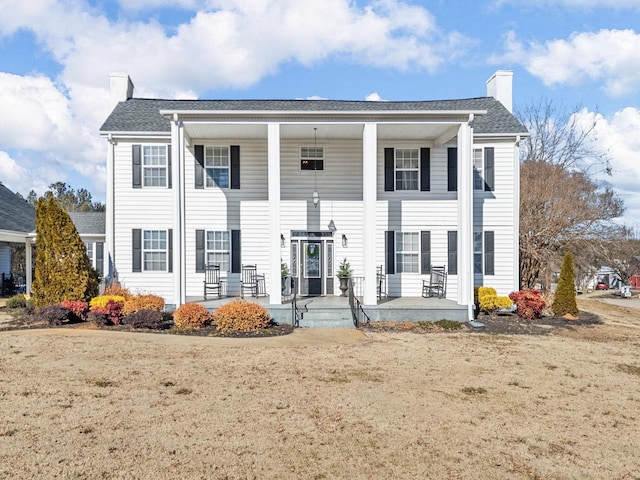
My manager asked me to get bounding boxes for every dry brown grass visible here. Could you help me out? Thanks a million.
[0,299,639,479]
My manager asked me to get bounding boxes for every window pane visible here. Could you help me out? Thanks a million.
[473,149,483,190]
[474,253,483,274]
[144,252,167,271]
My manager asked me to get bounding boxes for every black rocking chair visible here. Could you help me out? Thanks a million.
[204,264,221,300]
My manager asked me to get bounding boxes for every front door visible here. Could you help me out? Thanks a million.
[301,241,323,296]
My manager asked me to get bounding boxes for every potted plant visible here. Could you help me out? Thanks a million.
[336,258,352,297]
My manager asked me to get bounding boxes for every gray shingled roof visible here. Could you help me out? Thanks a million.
[0,183,36,233]
[67,211,105,235]
[100,97,527,135]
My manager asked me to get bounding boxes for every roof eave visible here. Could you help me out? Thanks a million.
[159,109,488,117]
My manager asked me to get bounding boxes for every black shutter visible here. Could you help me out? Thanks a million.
[96,242,104,276]
[484,147,494,192]
[167,145,172,189]
[384,148,394,192]
[447,148,457,192]
[484,231,495,276]
[420,231,431,274]
[132,145,142,188]
[231,230,241,273]
[195,230,205,273]
[230,145,240,189]
[420,147,430,192]
[385,231,395,275]
[132,229,142,272]
[447,231,457,275]
[168,229,173,273]
[194,145,204,189]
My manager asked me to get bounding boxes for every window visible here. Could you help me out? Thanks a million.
[143,230,167,271]
[448,231,457,275]
[301,146,324,170]
[395,149,419,191]
[474,231,483,273]
[85,242,94,265]
[206,231,230,272]
[473,149,484,190]
[143,145,167,187]
[395,232,419,273]
[205,146,230,188]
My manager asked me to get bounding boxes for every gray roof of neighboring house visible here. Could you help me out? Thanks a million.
[0,182,36,233]
[100,97,528,135]
[67,211,106,235]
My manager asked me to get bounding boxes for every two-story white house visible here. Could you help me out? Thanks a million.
[100,70,527,321]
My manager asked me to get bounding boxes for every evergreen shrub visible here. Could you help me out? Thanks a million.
[212,300,271,331]
[552,252,579,317]
[6,294,27,309]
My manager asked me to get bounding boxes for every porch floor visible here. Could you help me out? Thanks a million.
[188,294,469,328]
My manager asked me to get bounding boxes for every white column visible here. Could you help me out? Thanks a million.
[362,123,377,305]
[457,119,474,320]
[513,135,521,292]
[106,135,116,282]
[268,123,282,305]
[171,117,185,306]
[25,239,32,295]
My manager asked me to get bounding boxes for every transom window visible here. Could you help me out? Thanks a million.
[143,230,167,271]
[205,146,230,188]
[473,149,484,190]
[206,231,230,272]
[301,146,324,170]
[143,146,167,187]
[395,232,419,273]
[395,149,419,191]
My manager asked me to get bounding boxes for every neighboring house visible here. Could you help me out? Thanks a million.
[0,182,35,293]
[100,70,527,320]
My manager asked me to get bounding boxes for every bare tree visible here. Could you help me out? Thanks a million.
[517,100,624,289]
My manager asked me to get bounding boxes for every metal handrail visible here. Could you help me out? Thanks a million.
[348,277,370,328]
[285,276,306,327]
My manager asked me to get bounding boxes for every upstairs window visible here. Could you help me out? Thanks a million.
[143,146,167,187]
[473,149,484,190]
[301,146,324,170]
[472,147,494,192]
[395,148,419,191]
[205,146,230,188]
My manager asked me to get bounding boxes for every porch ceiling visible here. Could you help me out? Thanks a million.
[184,122,458,142]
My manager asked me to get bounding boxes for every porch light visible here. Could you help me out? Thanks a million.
[342,234,348,248]
[312,190,319,207]
[280,234,285,248]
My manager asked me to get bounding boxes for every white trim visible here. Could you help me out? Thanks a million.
[268,123,282,304]
[362,122,377,305]
[160,109,488,117]
[457,121,474,321]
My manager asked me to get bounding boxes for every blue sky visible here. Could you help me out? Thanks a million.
[0,0,639,227]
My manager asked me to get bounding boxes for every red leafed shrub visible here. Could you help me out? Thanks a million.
[173,303,211,330]
[60,300,89,321]
[212,300,271,331]
[508,289,546,320]
[91,299,124,325]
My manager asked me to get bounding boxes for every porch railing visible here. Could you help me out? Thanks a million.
[283,276,306,327]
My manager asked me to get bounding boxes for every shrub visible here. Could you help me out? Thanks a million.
[509,289,546,320]
[60,300,89,321]
[122,309,167,330]
[103,283,132,301]
[35,305,74,326]
[87,310,109,327]
[90,295,126,309]
[477,287,497,304]
[552,252,579,317]
[122,294,165,315]
[173,303,211,330]
[6,294,27,309]
[477,287,512,315]
[212,300,271,331]
[91,300,124,325]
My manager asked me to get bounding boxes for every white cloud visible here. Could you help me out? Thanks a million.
[495,0,640,7]
[573,107,640,225]
[365,92,387,101]
[496,29,640,97]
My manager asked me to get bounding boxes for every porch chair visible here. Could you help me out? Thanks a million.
[203,264,221,300]
[241,264,259,297]
[422,265,447,299]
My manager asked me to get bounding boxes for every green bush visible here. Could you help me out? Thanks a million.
[6,294,27,309]
[552,252,579,317]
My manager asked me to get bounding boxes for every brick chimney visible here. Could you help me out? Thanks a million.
[109,72,134,112]
[486,70,513,113]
